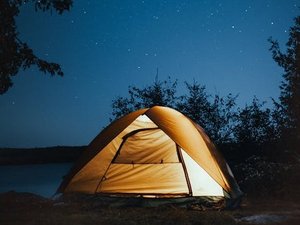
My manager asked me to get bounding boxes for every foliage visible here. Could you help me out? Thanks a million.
[111,76,178,120]
[176,81,211,129]
[233,156,290,196]
[268,15,300,149]
[205,93,238,144]
[233,97,276,145]
[177,80,238,144]
[0,0,73,94]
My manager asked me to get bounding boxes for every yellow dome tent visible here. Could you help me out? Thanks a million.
[58,106,242,206]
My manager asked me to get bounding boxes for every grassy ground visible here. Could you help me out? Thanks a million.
[0,191,299,225]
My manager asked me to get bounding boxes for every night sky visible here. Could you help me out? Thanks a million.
[0,0,298,148]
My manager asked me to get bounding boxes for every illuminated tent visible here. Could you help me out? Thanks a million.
[58,106,242,204]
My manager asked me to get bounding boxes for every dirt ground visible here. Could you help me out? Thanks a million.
[0,191,299,225]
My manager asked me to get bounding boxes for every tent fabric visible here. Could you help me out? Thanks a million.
[144,107,229,192]
[98,164,189,194]
[58,106,242,201]
[181,149,224,196]
[114,129,179,164]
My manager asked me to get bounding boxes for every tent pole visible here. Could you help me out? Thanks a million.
[176,145,193,196]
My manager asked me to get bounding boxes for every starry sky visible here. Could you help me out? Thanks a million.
[0,0,298,148]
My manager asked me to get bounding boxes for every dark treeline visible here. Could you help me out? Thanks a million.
[0,146,84,165]
[111,16,300,195]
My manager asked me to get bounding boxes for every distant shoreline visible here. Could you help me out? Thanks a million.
[0,146,85,165]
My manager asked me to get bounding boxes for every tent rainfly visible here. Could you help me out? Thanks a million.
[57,106,242,206]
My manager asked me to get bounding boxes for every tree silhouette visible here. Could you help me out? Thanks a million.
[0,0,73,94]
[111,76,178,120]
[269,15,300,150]
[177,81,211,128]
[234,97,275,145]
[177,80,238,144]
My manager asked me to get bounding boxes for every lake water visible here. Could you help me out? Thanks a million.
[0,163,73,197]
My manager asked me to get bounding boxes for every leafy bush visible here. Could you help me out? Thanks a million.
[233,156,291,196]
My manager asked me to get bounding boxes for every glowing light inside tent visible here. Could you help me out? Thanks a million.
[181,149,224,196]
[136,114,153,123]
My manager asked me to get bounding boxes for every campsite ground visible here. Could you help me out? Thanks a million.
[1,148,299,225]
[1,191,300,225]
